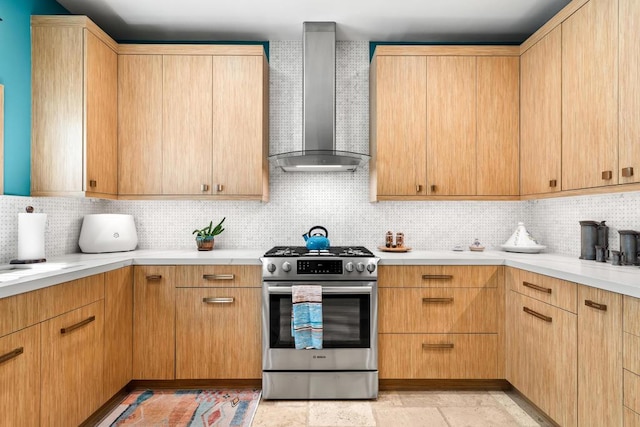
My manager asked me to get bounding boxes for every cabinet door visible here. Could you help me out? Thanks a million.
[133,266,175,379]
[211,55,266,197]
[118,55,163,195]
[426,56,476,196]
[578,285,623,427]
[41,300,104,427]
[0,324,40,427]
[162,55,213,195]
[372,55,427,197]
[176,287,261,379]
[85,30,117,196]
[507,291,577,427]
[31,25,84,194]
[619,0,640,184]
[562,0,618,190]
[477,56,519,196]
[104,267,133,400]
[520,27,562,195]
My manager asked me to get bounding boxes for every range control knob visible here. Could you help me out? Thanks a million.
[267,263,276,273]
[356,262,365,273]
[282,262,292,272]
[345,262,354,273]
[366,263,376,273]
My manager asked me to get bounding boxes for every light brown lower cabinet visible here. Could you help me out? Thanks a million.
[0,324,40,427]
[379,333,498,379]
[175,287,261,379]
[104,266,133,399]
[625,406,640,427]
[578,285,623,427]
[41,300,104,427]
[507,290,577,427]
[133,266,176,379]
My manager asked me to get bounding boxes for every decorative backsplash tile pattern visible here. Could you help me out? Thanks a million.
[1,41,639,263]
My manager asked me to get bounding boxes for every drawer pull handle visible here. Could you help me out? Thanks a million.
[523,307,552,323]
[522,281,552,294]
[602,170,613,180]
[203,297,235,304]
[61,315,96,335]
[549,179,557,188]
[622,167,634,178]
[89,180,97,188]
[201,184,209,192]
[146,275,162,281]
[585,300,607,311]
[203,274,235,281]
[416,184,422,193]
[422,297,454,303]
[421,275,453,280]
[0,347,24,365]
[422,343,454,350]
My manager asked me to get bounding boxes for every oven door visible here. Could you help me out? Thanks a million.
[262,282,377,371]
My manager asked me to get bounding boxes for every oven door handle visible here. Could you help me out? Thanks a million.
[267,286,373,295]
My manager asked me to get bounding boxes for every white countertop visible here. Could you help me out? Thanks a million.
[1,248,639,299]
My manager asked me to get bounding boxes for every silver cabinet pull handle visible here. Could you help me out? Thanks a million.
[422,275,453,280]
[203,297,234,304]
[523,307,552,323]
[422,297,454,303]
[422,343,454,349]
[203,274,235,281]
[146,274,162,281]
[61,315,96,334]
[585,300,607,311]
[522,281,552,294]
[0,347,24,365]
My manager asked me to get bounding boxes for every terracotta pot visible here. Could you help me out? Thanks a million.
[196,237,215,251]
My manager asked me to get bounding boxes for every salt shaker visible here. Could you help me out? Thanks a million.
[395,232,404,248]
[385,231,393,248]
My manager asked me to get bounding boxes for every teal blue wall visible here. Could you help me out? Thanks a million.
[0,0,69,195]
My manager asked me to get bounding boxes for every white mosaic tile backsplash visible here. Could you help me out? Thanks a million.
[1,41,639,263]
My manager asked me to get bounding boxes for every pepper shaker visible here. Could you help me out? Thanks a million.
[395,232,404,248]
[385,231,393,248]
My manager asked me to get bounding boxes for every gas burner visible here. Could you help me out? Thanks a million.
[264,246,374,257]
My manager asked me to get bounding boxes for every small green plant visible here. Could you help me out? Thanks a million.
[192,217,226,239]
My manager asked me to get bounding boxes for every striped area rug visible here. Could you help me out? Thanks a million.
[97,389,261,427]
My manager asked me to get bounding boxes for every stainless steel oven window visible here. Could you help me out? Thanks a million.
[268,293,371,348]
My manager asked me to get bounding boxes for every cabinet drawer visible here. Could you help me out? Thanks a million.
[626,332,640,374]
[626,370,640,415]
[379,333,498,379]
[175,288,261,379]
[176,265,261,287]
[0,324,40,427]
[506,267,577,313]
[506,291,577,427]
[625,406,640,427]
[0,291,40,338]
[379,265,501,288]
[379,287,498,333]
[625,296,640,336]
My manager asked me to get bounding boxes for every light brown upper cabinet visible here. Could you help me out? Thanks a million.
[619,0,640,184]
[31,16,118,199]
[477,56,519,196]
[118,46,269,201]
[370,46,519,201]
[520,27,562,195]
[562,0,618,190]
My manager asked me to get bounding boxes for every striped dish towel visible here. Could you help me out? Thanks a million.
[291,285,323,349]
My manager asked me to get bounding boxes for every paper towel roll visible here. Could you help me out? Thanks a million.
[17,213,47,261]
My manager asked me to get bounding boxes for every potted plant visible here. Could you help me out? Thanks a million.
[192,217,225,251]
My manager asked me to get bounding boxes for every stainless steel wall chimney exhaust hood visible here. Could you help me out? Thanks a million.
[269,22,370,172]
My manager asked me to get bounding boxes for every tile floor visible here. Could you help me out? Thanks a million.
[252,390,555,427]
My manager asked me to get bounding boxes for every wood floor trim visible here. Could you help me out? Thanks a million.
[379,379,511,391]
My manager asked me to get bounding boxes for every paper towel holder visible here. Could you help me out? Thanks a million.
[10,206,47,264]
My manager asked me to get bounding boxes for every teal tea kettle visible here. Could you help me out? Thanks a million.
[303,226,330,250]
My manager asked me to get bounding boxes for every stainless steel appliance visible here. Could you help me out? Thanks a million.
[261,246,379,399]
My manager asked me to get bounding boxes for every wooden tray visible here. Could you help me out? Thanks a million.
[378,246,412,253]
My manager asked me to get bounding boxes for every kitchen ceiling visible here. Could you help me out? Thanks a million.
[55,0,572,43]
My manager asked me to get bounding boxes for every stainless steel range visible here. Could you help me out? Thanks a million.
[261,246,379,399]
